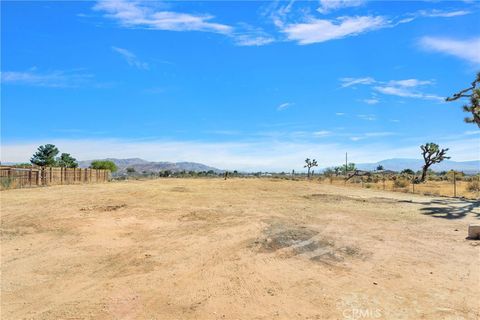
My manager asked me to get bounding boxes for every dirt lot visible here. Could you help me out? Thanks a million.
[1,178,479,319]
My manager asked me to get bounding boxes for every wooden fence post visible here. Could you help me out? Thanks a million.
[453,171,457,198]
[29,168,32,187]
[7,168,12,187]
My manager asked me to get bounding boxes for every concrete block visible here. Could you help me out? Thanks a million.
[468,224,480,239]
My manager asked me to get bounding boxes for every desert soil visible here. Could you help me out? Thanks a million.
[1,178,479,319]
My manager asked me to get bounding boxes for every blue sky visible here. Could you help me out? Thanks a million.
[1,0,479,171]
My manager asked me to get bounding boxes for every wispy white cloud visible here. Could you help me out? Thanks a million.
[232,23,275,46]
[416,9,471,18]
[277,102,293,111]
[374,85,443,101]
[363,98,379,105]
[387,79,433,87]
[313,130,332,137]
[205,130,241,136]
[341,77,443,101]
[282,15,387,45]
[357,114,376,121]
[95,0,277,46]
[464,130,480,136]
[419,36,480,64]
[0,69,94,88]
[94,0,232,34]
[335,112,346,116]
[350,131,395,141]
[270,1,473,46]
[112,46,149,70]
[234,34,275,46]
[374,79,442,101]
[340,77,375,87]
[317,0,366,14]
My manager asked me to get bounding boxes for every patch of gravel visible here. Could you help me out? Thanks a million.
[304,193,399,204]
[170,187,189,192]
[252,222,366,265]
[80,204,127,212]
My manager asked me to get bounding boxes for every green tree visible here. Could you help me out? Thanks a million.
[420,143,450,182]
[159,170,172,177]
[304,158,318,179]
[126,167,136,174]
[57,153,78,168]
[30,144,59,167]
[90,160,117,172]
[446,72,480,127]
[338,163,356,174]
[401,169,415,175]
[14,163,33,168]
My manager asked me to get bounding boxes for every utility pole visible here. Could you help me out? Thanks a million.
[345,152,348,176]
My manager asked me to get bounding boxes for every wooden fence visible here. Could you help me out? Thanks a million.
[0,166,110,190]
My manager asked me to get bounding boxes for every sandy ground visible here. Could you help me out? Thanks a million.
[1,178,479,320]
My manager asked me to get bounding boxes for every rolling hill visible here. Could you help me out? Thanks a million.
[78,158,223,174]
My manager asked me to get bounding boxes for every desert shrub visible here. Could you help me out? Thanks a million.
[445,170,464,181]
[393,179,409,188]
[0,177,13,189]
[467,180,480,192]
[365,183,372,189]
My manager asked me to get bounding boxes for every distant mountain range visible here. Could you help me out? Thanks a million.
[354,158,480,174]
[6,157,478,174]
[78,158,223,174]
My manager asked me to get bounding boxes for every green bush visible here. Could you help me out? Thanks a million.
[90,160,117,172]
[0,177,13,189]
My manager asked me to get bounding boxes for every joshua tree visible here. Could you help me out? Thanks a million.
[304,158,318,179]
[376,165,384,171]
[446,72,480,128]
[420,143,450,182]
